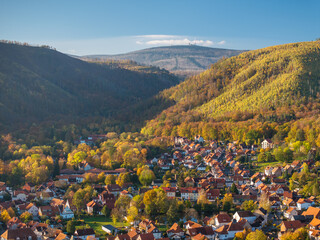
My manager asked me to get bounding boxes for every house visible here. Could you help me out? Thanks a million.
[13,190,28,202]
[180,188,199,201]
[184,221,202,229]
[214,221,244,240]
[114,233,131,240]
[279,220,304,235]
[282,198,296,209]
[167,223,184,238]
[7,217,22,229]
[309,218,320,230]
[188,227,215,240]
[136,233,155,240]
[22,183,36,193]
[99,191,116,209]
[162,187,176,198]
[25,203,39,217]
[261,139,274,149]
[302,206,320,219]
[86,200,102,215]
[297,198,313,210]
[253,208,268,226]
[55,233,69,240]
[213,213,232,227]
[139,219,156,231]
[1,228,37,240]
[197,163,207,171]
[39,191,54,203]
[60,205,74,219]
[233,211,256,224]
[146,224,162,239]
[102,225,119,234]
[74,228,96,240]
[284,207,298,219]
[38,206,60,218]
[195,135,204,143]
[105,184,122,197]
[206,189,220,202]
[264,166,273,176]
[271,167,282,177]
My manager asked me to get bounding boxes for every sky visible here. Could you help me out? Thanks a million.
[0,0,319,55]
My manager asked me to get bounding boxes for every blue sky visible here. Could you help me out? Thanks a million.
[0,0,319,55]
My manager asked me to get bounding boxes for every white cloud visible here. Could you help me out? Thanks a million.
[134,35,225,47]
[217,40,226,45]
[145,38,214,46]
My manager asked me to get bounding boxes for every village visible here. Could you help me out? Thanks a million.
[0,135,319,240]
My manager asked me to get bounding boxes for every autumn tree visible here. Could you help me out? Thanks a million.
[0,210,11,223]
[105,174,116,185]
[20,212,33,223]
[116,172,131,187]
[222,193,233,211]
[241,200,257,212]
[245,230,266,240]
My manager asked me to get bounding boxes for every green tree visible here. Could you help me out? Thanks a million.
[230,183,239,194]
[101,205,110,218]
[167,200,179,224]
[139,168,156,186]
[116,172,131,187]
[66,220,76,234]
[105,175,116,185]
[20,212,33,223]
[241,200,257,212]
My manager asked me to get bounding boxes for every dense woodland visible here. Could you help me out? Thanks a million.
[141,41,320,142]
[0,42,178,131]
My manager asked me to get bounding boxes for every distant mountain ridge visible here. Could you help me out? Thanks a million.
[82,45,246,77]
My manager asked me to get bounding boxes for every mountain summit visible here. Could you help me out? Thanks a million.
[82,45,245,77]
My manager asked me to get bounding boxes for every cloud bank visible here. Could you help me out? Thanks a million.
[135,35,225,47]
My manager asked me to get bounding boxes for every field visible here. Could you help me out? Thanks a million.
[77,216,130,237]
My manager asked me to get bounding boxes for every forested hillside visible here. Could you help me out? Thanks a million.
[142,41,320,143]
[0,42,178,130]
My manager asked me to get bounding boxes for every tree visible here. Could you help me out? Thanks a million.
[245,230,267,240]
[301,163,309,174]
[101,205,110,218]
[222,193,233,211]
[197,189,209,204]
[313,181,320,196]
[230,183,239,194]
[20,211,33,223]
[66,220,76,234]
[127,206,139,223]
[241,200,257,212]
[280,228,309,240]
[68,151,87,168]
[259,192,271,212]
[105,175,116,185]
[167,200,179,224]
[139,168,156,186]
[0,210,11,223]
[72,187,93,214]
[116,172,131,187]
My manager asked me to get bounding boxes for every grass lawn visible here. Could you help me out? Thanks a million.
[252,161,282,172]
[79,216,130,237]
